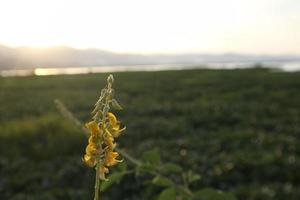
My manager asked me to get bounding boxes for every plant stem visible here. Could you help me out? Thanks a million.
[117,148,142,166]
[94,162,101,200]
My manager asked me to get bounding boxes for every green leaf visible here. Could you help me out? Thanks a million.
[117,162,127,172]
[111,99,123,110]
[152,176,173,187]
[100,172,125,192]
[162,163,183,173]
[157,188,176,200]
[135,163,157,177]
[142,148,161,165]
[177,186,193,200]
[186,170,201,183]
[194,188,237,200]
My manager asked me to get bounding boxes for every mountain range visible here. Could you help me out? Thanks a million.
[1,45,300,69]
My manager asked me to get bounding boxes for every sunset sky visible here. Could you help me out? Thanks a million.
[0,0,299,54]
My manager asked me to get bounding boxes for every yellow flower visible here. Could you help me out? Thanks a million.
[83,142,100,167]
[107,112,118,125]
[107,112,126,138]
[103,130,116,150]
[85,143,101,156]
[83,121,103,167]
[98,165,109,180]
[104,150,122,166]
[88,135,100,144]
[83,154,96,167]
[85,121,103,137]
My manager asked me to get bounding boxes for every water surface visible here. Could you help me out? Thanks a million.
[1,62,299,77]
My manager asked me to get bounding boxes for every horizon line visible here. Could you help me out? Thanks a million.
[1,43,300,56]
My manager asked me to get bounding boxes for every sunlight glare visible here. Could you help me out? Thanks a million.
[0,0,299,54]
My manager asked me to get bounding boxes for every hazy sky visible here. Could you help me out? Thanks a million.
[0,0,299,54]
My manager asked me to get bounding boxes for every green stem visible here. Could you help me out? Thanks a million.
[94,162,101,200]
[117,148,142,166]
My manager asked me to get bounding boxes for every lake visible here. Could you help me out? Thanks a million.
[1,61,300,77]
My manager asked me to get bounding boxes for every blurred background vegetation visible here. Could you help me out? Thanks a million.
[0,68,299,200]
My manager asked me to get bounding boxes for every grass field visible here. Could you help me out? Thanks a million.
[0,68,299,200]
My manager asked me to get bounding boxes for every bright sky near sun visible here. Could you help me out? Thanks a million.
[0,0,299,54]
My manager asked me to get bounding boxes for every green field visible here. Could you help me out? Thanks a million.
[0,68,299,200]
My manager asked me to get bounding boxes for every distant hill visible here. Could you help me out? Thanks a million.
[0,45,300,69]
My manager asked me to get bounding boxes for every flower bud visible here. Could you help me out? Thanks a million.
[107,74,114,85]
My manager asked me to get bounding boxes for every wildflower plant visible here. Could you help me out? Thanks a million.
[83,74,125,200]
[55,74,237,200]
